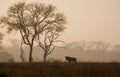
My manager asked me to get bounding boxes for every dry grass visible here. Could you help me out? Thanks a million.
[0,62,120,77]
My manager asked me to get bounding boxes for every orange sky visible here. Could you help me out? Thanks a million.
[0,0,120,45]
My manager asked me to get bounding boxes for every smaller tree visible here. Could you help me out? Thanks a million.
[0,33,4,50]
[36,25,66,62]
[20,40,26,62]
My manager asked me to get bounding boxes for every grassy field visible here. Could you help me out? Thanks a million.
[0,62,120,77]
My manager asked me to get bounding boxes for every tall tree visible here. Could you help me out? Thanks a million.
[0,2,66,62]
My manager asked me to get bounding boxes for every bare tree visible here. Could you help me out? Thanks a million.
[20,40,26,62]
[0,33,4,50]
[36,26,66,62]
[0,2,66,62]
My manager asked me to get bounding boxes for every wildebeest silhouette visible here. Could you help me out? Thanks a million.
[65,56,77,63]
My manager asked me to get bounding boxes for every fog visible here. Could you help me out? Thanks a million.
[1,39,120,62]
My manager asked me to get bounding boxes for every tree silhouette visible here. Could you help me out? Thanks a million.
[20,40,26,62]
[0,2,66,62]
[36,25,66,62]
[0,33,3,50]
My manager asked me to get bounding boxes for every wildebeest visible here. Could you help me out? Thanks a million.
[65,56,77,63]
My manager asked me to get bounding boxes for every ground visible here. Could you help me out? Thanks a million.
[0,62,120,77]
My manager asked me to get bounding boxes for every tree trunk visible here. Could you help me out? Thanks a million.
[20,49,25,62]
[29,45,33,62]
[20,41,25,62]
[43,53,47,62]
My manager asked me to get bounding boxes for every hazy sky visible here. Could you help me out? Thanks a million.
[0,0,120,45]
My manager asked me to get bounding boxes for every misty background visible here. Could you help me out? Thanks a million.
[1,39,120,62]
